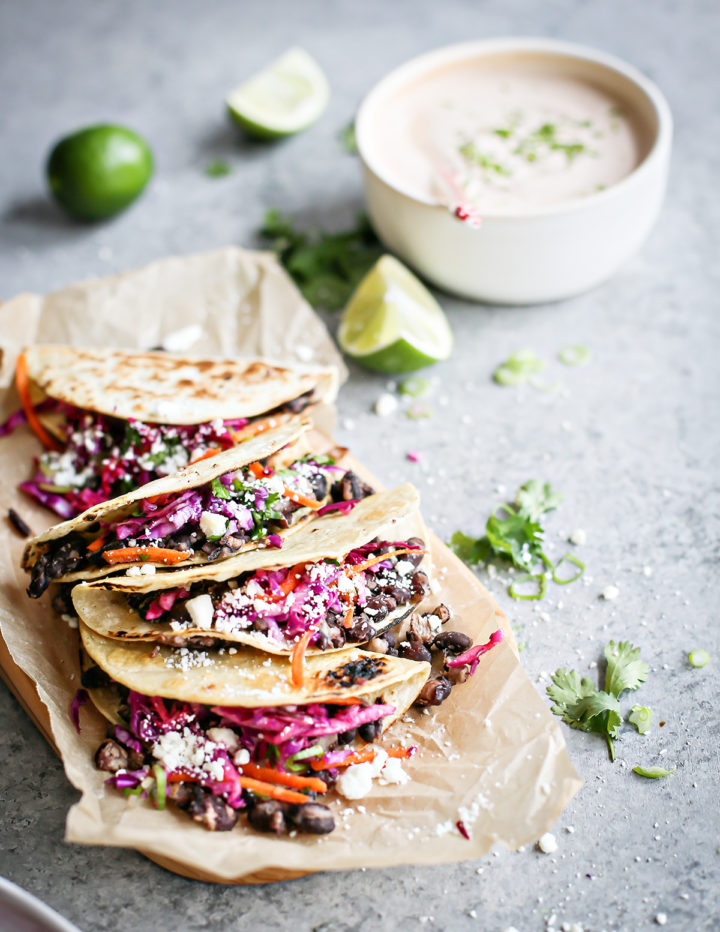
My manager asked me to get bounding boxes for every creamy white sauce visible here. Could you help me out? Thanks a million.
[367,57,649,212]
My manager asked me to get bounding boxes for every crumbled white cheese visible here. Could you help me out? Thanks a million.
[200,511,229,540]
[537,832,558,854]
[373,393,398,417]
[378,757,410,786]
[152,727,224,782]
[568,528,586,546]
[139,564,156,576]
[185,594,214,629]
[162,324,203,353]
[601,585,620,601]
[126,566,142,577]
[206,727,240,752]
[336,762,375,799]
[655,915,667,927]
[395,559,414,577]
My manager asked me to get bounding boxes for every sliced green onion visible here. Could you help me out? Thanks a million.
[152,763,167,810]
[558,344,591,367]
[552,553,586,585]
[633,765,676,779]
[206,159,231,177]
[123,785,143,798]
[399,376,431,398]
[689,649,709,668]
[509,572,547,601]
[405,404,432,420]
[284,743,324,773]
[493,349,546,386]
[628,704,652,734]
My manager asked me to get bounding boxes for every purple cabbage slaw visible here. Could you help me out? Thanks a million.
[142,538,423,646]
[446,628,504,675]
[104,690,395,807]
[1,398,250,518]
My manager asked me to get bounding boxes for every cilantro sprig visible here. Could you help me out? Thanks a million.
[260,210,383,310]
[547,640,650,761]
[450,480,584,600]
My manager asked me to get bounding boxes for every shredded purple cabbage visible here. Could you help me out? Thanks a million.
[447,629,504,675]
[70,688,89,733]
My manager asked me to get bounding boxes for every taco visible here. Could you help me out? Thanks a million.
[23,420,373,597]
[79,621,430,834]
[1,345,338,519]
[72,484,431,655]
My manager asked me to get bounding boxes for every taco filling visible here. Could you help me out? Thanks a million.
[127,537,430,651]
[27,455,373,598]
[0,392,316,520]
[86,662,412,835]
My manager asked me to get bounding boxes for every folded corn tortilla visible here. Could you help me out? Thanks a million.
[72,484,430,654]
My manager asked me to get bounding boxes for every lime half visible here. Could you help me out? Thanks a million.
[338,255,453,373]
[227,47,330,139]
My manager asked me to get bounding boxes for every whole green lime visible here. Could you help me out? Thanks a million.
[46,124,154,220]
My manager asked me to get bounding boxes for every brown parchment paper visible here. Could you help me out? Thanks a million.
[0,247,581,883]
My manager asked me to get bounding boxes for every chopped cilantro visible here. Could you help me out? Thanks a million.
[633,765,675,779]
[448,531,490,566]
[205,160,231,177]
[458,141,511,176]
[259,209,383,311]
[516,479,563,521]
[628,704,652,734]
[211,477,231,500]
[548,639,649,760]
[558,344,591,367]
[493,127,513,139]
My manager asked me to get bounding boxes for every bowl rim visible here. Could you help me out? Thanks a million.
[355,37,673,220]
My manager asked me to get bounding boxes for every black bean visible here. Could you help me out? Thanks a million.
[415,676,452,707]
[127,749,146,771]
[408,613,435,645]
[338,728,357,745]
[433,630,473,653]
[328,626,346,649]
[313,630,332,651]
[367,636,389,654]
[309,473,328,501]
[94,739,129,773]
[187,789,238,831]
[346,618,375,643]
[7,508,31,538]
[410,571,430,603]
[381,584,412,604]
[365,595,390,621]
[398,640,432,664]
[431,604,451,624]
[247,799,288,835]
[383,631,397,650]
[167,782,195,809]
[289,803,335,835]
[81,664,112,689]
[358,719,383,742]
[403,538,426,567]
[332,471,373,502]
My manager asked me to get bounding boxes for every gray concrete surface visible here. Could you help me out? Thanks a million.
[1,0,718,930]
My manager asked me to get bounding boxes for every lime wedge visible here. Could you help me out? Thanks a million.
[227,47,330,139]
[338,255,453,373]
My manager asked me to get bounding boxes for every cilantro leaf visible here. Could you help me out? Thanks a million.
[260,210,382,311]
[449,531,490,565]
[568,690,622,740]
[486,505,545,571]
[547,668,597,717]
[604,641,649,697]
[211,477,231,500]
[516,480,564,521]
[628,704,652,735]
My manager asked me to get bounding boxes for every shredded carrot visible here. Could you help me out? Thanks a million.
[238,776,309,805]
[102,546,191,565]
[291,628,315,688]
[231,416,280,443]
[342,605,355,628]
[277,562,308,598]
[166,771,199,784]
[240,764,327,794]
[188,447,221,465]
[281,487,323,510]
[348,548,427,576]
[87,536,108,553]
[15,353,62,451]
[248,461,265,479]
[311,746,415,771]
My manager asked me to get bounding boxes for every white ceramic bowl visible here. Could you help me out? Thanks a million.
[355,38,672,305]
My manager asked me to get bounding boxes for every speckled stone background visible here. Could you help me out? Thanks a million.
[1,1,718,930]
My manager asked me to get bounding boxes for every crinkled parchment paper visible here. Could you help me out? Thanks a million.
[0,247,581,883]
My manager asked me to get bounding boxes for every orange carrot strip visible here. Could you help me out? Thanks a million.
[248,461,265,479]
[102,546,191,565]
[87,536,108,553]
[311,746,415,771]
[275,562,308,599]
[231,416,281,443]
[240,764,327,794]
[348,548,427,576]
[188,447,221,465]
[238,776,309,805]
[281,487,323,510]
[15,353,62,452]
[342,605,355,628]
[291,628,315,688]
